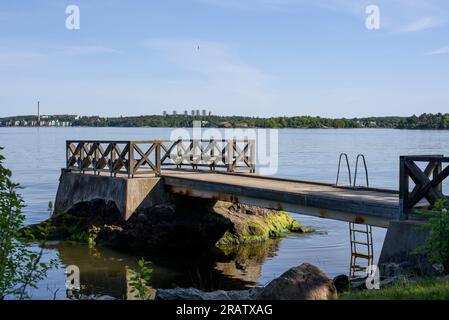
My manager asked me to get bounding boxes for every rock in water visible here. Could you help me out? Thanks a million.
[155,263,336,300]
[155,288,256,300]
[25,197,313,252]
[333,274,350,293]
[252,263,337,300]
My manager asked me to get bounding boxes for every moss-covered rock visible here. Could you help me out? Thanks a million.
[24,198,314,251]
[213,202,314,246]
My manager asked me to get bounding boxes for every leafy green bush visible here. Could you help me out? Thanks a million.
[128,258,153,300]
[0,147,56,299]
[415,198,449,274]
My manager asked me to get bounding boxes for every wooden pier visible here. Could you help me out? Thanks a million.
[64,140,449,228]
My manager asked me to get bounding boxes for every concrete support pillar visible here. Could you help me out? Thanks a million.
[55,171,169,220]
[378,220,432,275]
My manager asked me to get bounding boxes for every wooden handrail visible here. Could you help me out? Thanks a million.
[66,139,256,176]
[399,155,448,220]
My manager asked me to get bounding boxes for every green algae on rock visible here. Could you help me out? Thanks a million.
[23,198,314,251]
[214,202,314,246]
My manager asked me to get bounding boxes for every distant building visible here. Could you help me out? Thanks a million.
[163,111,167,116]
[173,111,177,116]
[196,110,200,116]
[191,110,195,116]
[184,110,188,116]
[202,110,206,116]
[219,121,232,128]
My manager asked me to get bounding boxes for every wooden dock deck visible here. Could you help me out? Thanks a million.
[162,170,399,228]
[65,140,449,228]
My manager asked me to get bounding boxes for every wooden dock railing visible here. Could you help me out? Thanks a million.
[399,155,449,219]
[66,139,256,177]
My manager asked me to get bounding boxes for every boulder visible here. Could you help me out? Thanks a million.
[333,274,350,293]
[25,197,313,253]
[155,288,258,300]
[251,263,337,300]
[155,263,337,301]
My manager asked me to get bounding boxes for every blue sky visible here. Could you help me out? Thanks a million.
[0,0,448,117]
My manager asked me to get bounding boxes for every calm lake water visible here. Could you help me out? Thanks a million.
[1,127,449,299]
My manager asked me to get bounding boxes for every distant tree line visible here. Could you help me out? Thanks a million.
[2,113,449,129]
[69,113,449,129]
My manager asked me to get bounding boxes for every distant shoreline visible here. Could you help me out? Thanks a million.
[1,113,449,130]
[1,126,449,131]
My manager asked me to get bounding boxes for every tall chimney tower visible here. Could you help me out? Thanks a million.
[37,101,41,127]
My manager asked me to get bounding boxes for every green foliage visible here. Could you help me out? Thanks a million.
[341,278,449,300]
[87,225,101,248]
[0,147,57,299]
[3,113,449,129]
[60,113,449,129]
[128,258,153,300]
[414,198,449,274]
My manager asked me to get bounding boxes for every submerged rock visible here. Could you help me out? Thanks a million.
[156,263,336,300]
[155,288,258,300]
[24,197,314,252]
[333,274,350,293]
[71,294,117,300]
[213,201,314,246]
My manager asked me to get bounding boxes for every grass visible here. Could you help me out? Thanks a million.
[340,278,449,300]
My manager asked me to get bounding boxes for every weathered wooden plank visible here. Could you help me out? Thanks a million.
[162,171,399,227]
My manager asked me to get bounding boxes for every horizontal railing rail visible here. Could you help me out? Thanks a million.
[160,139,255,173]
[66,139,256,177]
[399,155,449,219]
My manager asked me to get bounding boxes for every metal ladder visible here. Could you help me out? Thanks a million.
[349,222,374,280]
[336,153,374,281]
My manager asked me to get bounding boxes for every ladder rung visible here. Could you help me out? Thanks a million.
[351,229,369,234]
[352,241,370,245]
[351,265,367,270]
[352,252,371,259]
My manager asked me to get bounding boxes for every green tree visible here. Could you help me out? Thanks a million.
[0,147,56,299]
[415,198,449,274]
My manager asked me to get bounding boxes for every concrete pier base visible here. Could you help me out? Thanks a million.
[55,170,168,220]
[378,220,432,275]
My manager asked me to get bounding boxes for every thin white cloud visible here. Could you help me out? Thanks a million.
[143,38,275,112]
[0,45,121,59]
[198,0,449,33]
[0,45,121,70]
[396,16,444,34]
[425,46,449,55]
[144,38,270,84]
[61,46,122,55]
[0,51,47,60]
[0,51,47,68]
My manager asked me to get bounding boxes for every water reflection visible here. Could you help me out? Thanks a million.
[45,239,281,299]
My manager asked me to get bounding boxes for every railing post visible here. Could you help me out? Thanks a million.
[434,159,443,194]
[250,139,256,173]
[93,142,98,174]
[226,139,233,172]
[66,141,70,170]
[110,143,116,177]
[128,141,134,178]
[156,142,161,176]
[80,142,85,174]
[399,156,409,220]
[210,138,215,171]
